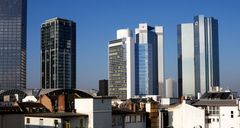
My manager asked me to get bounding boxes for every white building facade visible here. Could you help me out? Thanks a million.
[75,98,112,128]
[193,99,240,128]
[24,113,88,128]
[108,29,135,99]
[168,101,205,128]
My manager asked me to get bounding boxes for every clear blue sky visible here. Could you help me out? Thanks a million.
[27,0,240,92]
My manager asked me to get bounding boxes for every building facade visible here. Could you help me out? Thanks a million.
[192,91,239,128]
[98,79,108,96]
[108,29,135,99]
[177,23,195,97]
[178,15,220,97]
[41,18,76,89]
[0,0,27,90]
[135,23,164,96]
[194,15,220,95]
[75,98,112,128]
[167,101,205,128]
[25,113,88,128]
[165,78,174,98]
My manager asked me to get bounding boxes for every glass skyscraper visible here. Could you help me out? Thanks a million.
[135,23,164,96]
[41,18,76,89]
[194,15,220,94]
[0,0,27,90]
[178,23,195,97]
[178,15,220,97]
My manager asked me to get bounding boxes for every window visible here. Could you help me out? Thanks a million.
[131,115,136,123]
[207,119,211,123]
[136,115,142,122]
[80,119,84,127]
[112,116,116,126]
[125,116,130,123]
[39,119,43,128]
[26,118,30,123]
[231,111,234,118]
[208,106,219,115]
[64,120,70,128]
[217,119,219,122]
[54,120,59,128]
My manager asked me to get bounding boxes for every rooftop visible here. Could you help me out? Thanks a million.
[25,112,88,118]
[192,100,238,106]
[201,92,237,100]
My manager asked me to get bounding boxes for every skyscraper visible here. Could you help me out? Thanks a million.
[108,29,135,100]
[178,15,220,97]
[98,79,108,96]
[41,18,76,89]
[194,15,220,95]
[177,23,195,97]
[135,23,164,96]
[0,0,27,90]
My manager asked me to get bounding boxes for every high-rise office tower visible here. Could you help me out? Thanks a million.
[165,78,174,98]
[194,15,220,95]
[0,0,27,90]
[135,23,164,96]
[178,23,195,97]
[178,15,220,97]
[108,29,135,100]
[41,18,76,89]
[98,79,108,96]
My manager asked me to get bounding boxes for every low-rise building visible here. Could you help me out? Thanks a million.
[167,101,205,128]
[112,107,146,128]
[0,102,25,128]
[25,112,88,128]
[75,97,112,128]
[192,91,240,128]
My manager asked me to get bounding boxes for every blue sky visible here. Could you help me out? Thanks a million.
[27,0,240,91]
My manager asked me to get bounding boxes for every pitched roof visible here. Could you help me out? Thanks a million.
[192,100,237,106]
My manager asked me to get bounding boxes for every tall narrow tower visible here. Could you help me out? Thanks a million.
[135,23,164,96]
[108,29,135,100]
[178,15,220,97]
[194,15,220,94]
[41,17,76,89]
[0,0,27,90]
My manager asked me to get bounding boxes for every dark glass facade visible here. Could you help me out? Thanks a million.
[135,24,158,96]
[178,15,220,97]
[0,0,27,90]
[98,79,108,96]
[194,15,220,94]
[41,18,76,89]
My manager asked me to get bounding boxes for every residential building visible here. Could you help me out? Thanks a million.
[75,98,112,128]
[112,108,146,128]
[0,0,27,90]
[192,91,240,128]
[0,114,24,128]
[108,29,135,99]
[178,15,220,97]
[41,17,76,89]
[98,79,108,96]
[135,23,164,96]
[167,101,205,128]
[25,113,88,128]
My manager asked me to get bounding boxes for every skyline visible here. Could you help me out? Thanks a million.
[27,0,240,92]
